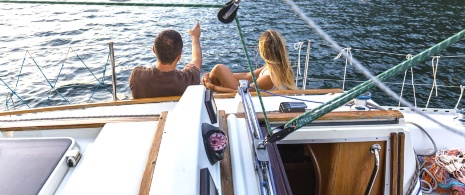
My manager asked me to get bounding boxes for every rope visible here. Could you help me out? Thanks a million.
[87,52,111,102]
[455,85,465,110]
[0,78,30,108]
[399,54,417,107]
[294,42,304,87]
[302,41,311,90]
[259,89,324,104]
[425,56,440,108]
[46,47,71,106]
[234,18,272,135]
[407,122,437,156]
[306,77,463,88]
[0,1,223,8]
[282,0,465,137]
[26,51,71,104]
[334,47,352,90]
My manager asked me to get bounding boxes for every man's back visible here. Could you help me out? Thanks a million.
[129,65,200,98]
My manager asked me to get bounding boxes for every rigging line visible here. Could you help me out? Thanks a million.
[70,47,112,93]
[5,50,28,106]
[306,77,462,88]
[1,43,108,51]
[425,56,440,108]
[399,54,417,107]
[454,85,464,110]
[334,47,352,90]
[282,0,465,138]
[26,51,71,104]
[302,40,310,90]
[293,42,304,86]
[259,89,324,104]
[235,18,272,135]
[0,1,223,8]
[46,47,71,107]
[291,40,465,58]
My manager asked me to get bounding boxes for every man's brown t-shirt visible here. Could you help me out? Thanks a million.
[129,64,200,98]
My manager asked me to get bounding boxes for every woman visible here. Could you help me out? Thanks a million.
[202,30,296,93]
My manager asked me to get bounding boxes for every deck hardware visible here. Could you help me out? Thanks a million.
[365,143,381,195]
[265,124,295,144]
[202,123,228,165]
[217,0,240,24]
[352,92,371,111]
[238,81,276,195]
[65,149,81,167]
[454,108,465,126]
[254,139,269,162]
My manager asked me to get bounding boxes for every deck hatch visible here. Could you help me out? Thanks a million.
[0,138,72,194]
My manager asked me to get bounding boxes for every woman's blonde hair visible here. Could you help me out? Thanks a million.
[259,30,296,90]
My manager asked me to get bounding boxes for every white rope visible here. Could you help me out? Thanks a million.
[425,56,440,108]
[294,42,304,87]
[455,85,465,110]
[334,47,352,90]
[302,40,311,90]
[399,54,417,107]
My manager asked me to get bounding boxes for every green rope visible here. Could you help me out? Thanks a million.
[0,0,223,8]
[284,29,465,130]
[235,18,272,135]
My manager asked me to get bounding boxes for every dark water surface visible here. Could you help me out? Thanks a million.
[0,0,464,110]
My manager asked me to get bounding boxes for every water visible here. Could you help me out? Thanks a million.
[0,0,464,110]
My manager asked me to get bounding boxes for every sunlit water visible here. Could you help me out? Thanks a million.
[0,0,464,110]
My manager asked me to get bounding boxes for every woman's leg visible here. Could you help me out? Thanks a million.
[209,64,239,89]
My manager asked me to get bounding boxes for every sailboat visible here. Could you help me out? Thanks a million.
[1,0,465,195]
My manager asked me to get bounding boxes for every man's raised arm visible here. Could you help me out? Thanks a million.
[188,21,202,70]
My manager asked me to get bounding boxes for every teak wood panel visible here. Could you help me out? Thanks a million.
[390,133,399,195]
[138,111,168,195]
[218,110,234,195]
[236,110,403,122]
[308,141,387,195]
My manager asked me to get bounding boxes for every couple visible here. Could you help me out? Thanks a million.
[129,22,296,99]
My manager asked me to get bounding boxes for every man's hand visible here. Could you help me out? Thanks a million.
[189,21,201,39]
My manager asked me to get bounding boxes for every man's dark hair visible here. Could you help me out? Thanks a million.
[154,30,183,64]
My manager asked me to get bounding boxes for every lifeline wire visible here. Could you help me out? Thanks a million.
[282,0,465,138]
[0,1,223,8]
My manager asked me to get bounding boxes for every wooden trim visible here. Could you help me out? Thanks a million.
[213,88,343,99]
[235,110,404,122]
[0,96,181,117]
[0,116,160,131]
[0,88,342,117]
[138,111,168,195]
[218,110,234,195]
[390,133,399,195]
[398,132,405,195]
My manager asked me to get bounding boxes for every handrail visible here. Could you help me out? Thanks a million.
[365,144,381,195]
[0,96,181,117]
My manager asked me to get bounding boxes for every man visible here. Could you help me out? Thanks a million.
[129,21,202,98]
